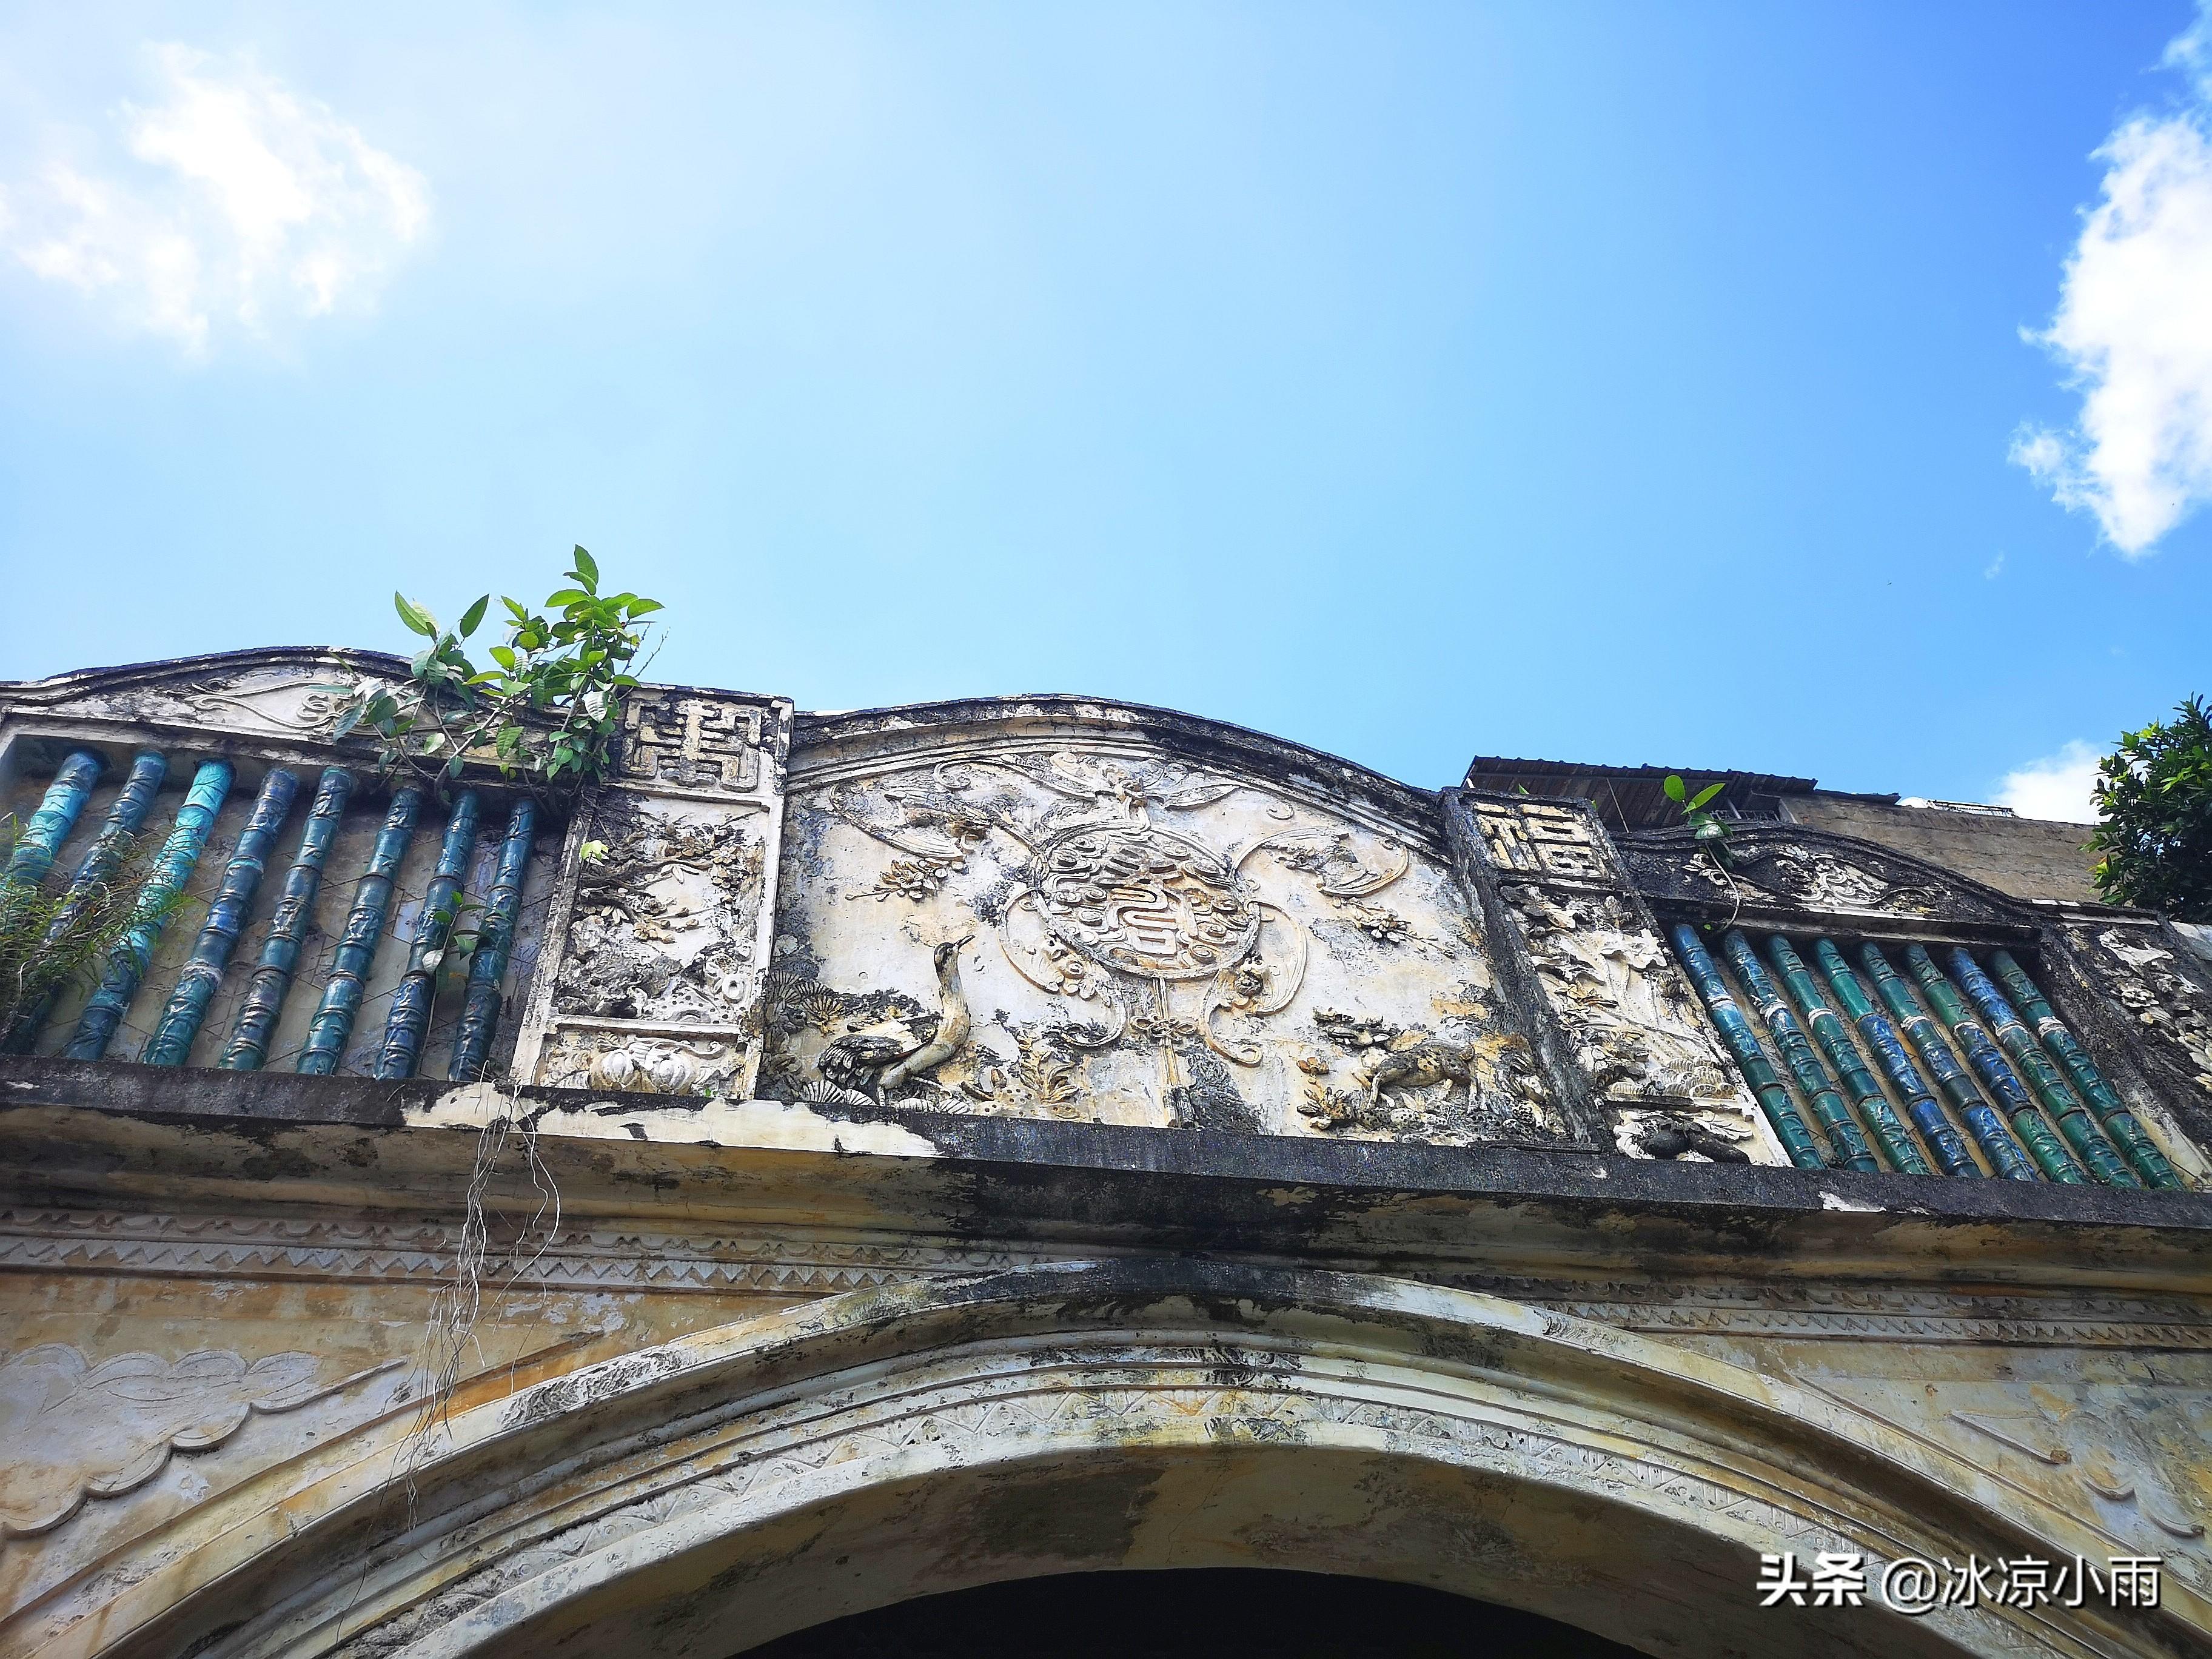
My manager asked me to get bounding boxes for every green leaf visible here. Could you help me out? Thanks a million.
[1688,782,1726,810]
[1662,774,1687,805]
[544,589,591,608]
[489,645,517,672]
[571,545,599,588]
[458,594,491,638]
[395,592,439,637]
[624,598,664,617]
[332,703,364,740]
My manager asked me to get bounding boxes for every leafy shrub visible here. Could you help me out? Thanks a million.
[335,547,662,798]
[2090,695,2212,922]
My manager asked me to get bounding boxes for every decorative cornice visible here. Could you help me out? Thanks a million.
[0,1210,1019,1298]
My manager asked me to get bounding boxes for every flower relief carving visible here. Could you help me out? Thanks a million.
[0,1345,403,1539]
[553,800,763,1027]
[766,747,1556,1142]
[1508,889,1732,1102]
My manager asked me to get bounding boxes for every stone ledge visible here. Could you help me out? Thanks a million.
[6,1054,2212,1291]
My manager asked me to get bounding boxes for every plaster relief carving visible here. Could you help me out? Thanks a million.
[21,657,371,742]
[1803,1375,2211,1570]
[770,745,1557,1142]
[621,692,773,796]
[1617,824,2010,925]
[810,936,973,1105]
[0,1345,401,1538]
[2073,923,2212,1096]
[537,1031,744,1099]
[1296,1008,1545,1141]
[551,802,762,1027]
[1470,799,1610,884]
[1508,889,1735,1104]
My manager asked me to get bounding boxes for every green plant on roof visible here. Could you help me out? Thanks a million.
[332,546,663,800]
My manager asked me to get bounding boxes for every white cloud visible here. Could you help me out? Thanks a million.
[2013,2,2212,556]
[1996,739,2103,824]
[4,44,428,354]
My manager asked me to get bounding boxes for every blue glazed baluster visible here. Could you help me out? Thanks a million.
[1765,933,1931,1175]
[449,799,535,1081]
[1667,924,1825,1168]
[139,768,300,1066]
[1987,949,2181,1190]
[298,787,425,1075]
[1811,939,1980,1179]
[1722,929,1882,1173]
[1901,944,2085,1184]
[1946,948,2137,1187]
[65,760,234,1059]
[1857,943,2038,1181]
[2,751,168,1052]
[374,791,480,1079]
[220,768,354,1071]
[2,749,104,891]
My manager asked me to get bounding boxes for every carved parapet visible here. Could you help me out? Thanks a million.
[511,689,794,1099]
[1444,790,1781,1164]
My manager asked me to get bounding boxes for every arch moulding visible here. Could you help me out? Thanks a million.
[25,1263,2197,1659]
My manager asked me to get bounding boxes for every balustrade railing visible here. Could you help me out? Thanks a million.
[1,746,552,1082]
[1670,923,2186,1187]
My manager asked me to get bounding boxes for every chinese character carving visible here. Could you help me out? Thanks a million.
[623,694,768,794]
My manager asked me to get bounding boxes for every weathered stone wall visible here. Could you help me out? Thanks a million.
[8,652,2212,1658]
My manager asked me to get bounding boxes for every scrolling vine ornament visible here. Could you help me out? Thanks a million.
[822,751,1418,1118]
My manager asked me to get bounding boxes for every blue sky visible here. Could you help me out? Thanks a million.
[3,4,2209,819]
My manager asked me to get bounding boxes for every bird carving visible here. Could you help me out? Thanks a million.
[817,935,973,1104]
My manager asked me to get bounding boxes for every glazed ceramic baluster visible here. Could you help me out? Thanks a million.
[1722,930,1880,1174]
[1,750,104,892]
[374,791,480,1079]
[1668,924,1824,1168]
[298,787,425,1075]
[220,769,354,1071]
[1812,940,1980,1178]
[139,768,300,1066]
[1900,945,2085,1184]
[1946,948,2137,1188]
[65,760,234,1059]
[2,751,168,1053]
[448,799,534,1081]
[1765,934,1931,1175]
[1987,950,2182,1190]
[1857,943,2038,1181]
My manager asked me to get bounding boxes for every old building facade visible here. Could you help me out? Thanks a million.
[5,649,2212,1657]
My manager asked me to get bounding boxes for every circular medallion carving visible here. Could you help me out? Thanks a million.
[1035,823,1259,980]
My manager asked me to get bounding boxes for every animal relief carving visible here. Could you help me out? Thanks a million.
[775,742,1554,1142]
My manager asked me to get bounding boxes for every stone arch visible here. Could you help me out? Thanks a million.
[47,1265,2195,1659]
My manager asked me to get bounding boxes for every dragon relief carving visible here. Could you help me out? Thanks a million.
[552,803,763,1026]
[773,749,1554,1141]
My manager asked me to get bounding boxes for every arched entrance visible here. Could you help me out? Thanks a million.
[743,1568,1641,1658]
[52,1263,2196,1659]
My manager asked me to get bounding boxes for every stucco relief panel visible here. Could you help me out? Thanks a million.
[765,748,1560,1143]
